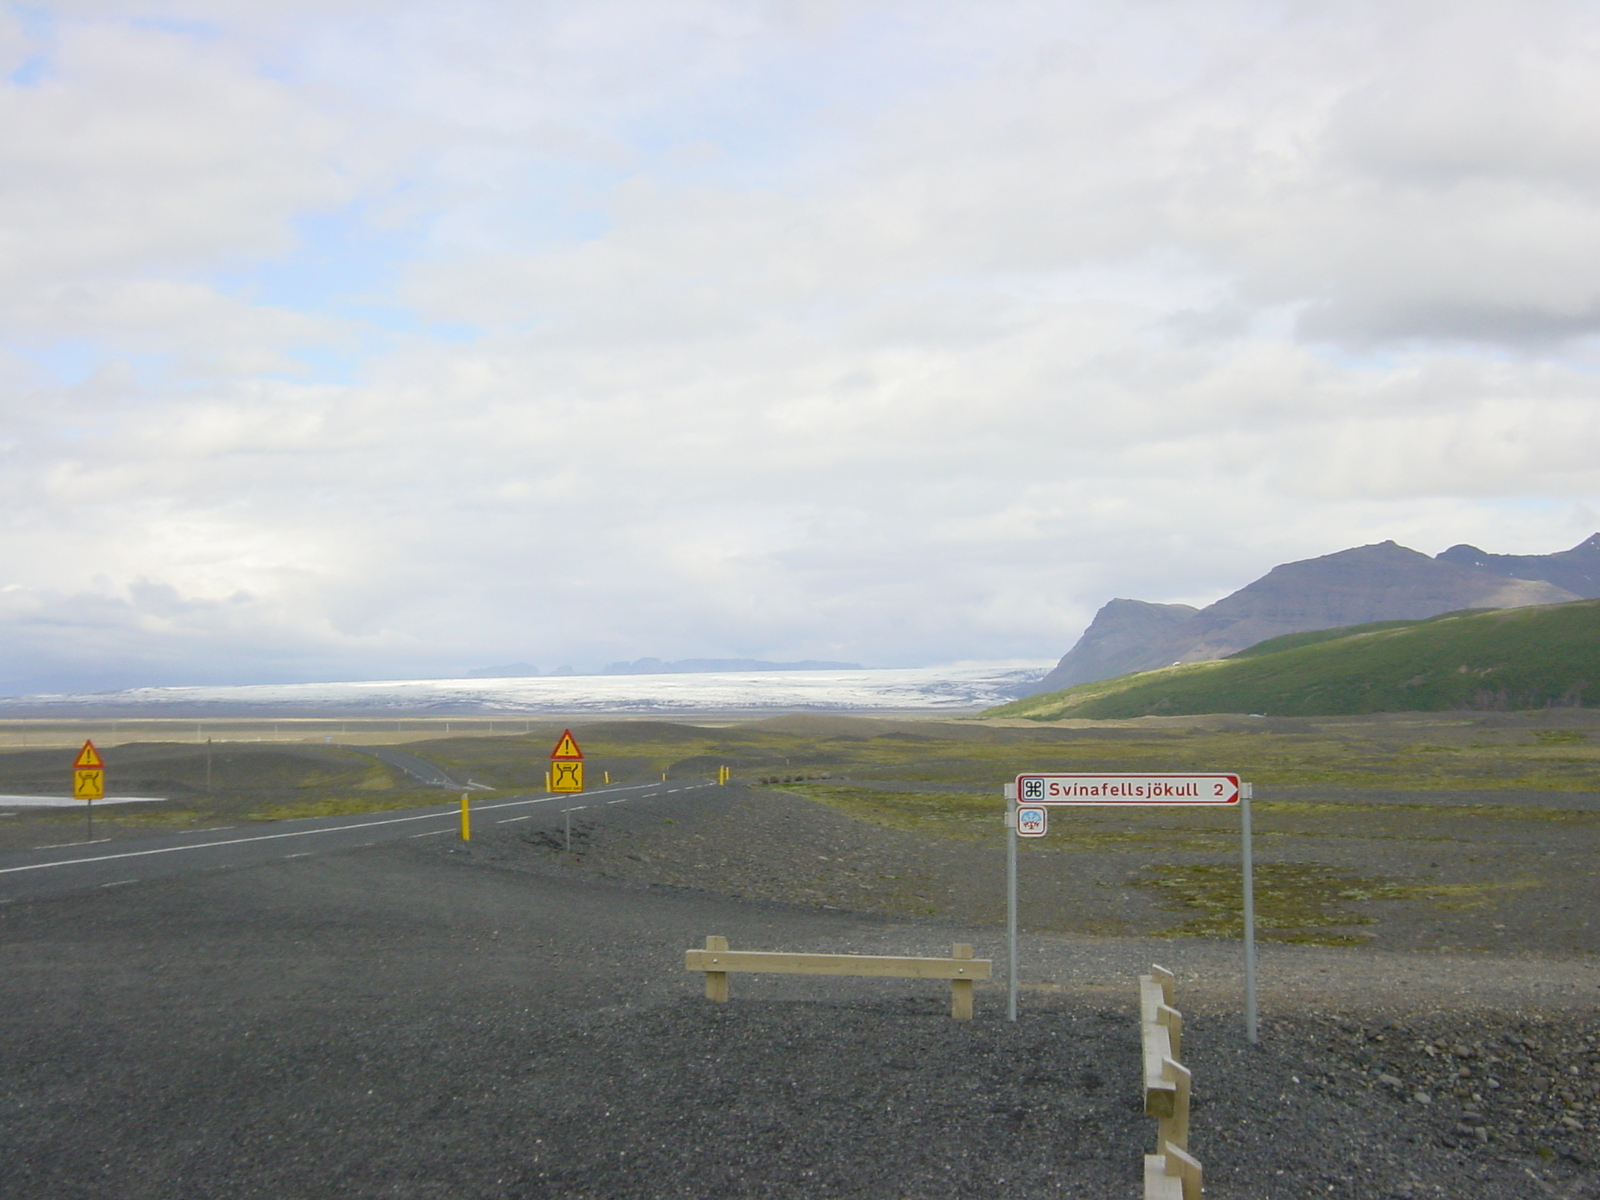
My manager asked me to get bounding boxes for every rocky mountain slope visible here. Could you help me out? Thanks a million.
[994,597,1600,719]
[1033,537,1597,694]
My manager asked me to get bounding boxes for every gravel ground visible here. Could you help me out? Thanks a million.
[3,781,1598,1198]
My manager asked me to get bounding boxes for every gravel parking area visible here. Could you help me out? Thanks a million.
[2,781,1598,1198]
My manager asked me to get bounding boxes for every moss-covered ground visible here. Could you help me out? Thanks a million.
[2,710,1595,952]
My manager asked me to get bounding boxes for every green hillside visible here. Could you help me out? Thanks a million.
[988,599,1600,719]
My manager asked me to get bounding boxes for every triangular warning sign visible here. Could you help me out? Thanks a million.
[550,729,583,760]
[73,740,103,769]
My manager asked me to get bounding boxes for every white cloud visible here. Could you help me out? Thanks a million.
[3,1,1600,693]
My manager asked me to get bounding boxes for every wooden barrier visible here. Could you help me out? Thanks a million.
[685,936,992,1019]
[1141,965,1202,1200]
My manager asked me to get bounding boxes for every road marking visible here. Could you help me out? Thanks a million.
[285,852,311,859]
[34,838,112,850]
[409,829,449,838]
[607,799,628,805]
[99,879,137,888]
[0,781,699,878]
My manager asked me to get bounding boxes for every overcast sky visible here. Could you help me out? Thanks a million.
[4,1,1600,693]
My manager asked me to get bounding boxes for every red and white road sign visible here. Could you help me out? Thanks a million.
[1015,773,1240,805]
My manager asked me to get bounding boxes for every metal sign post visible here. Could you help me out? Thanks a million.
[1004,772,1257,1042]
[1240,781,1258,1044]
[1005,803,1018,1022]
[73,740,104,842]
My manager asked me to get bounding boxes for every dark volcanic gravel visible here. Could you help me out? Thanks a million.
[3,789,1599,1198]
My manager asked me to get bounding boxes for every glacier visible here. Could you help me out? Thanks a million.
[5,661,1053,716]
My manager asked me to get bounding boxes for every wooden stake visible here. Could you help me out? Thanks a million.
[1158,1057,1191,1152]
[950,943,974,1020]
[703,935,729,1002]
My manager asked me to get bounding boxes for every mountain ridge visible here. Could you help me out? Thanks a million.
[989,598,1600,720]
[1031,536,1597,695]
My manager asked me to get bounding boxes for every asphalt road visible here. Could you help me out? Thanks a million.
[358,743,475,789]
[0,779,717,904]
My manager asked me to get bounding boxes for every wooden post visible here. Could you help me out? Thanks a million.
[1158,1056,1191,1152]
[1157,1001,1183,1059]
[1143,1155,1183,1200]
[1163,1142,1203,1200]
[950,943,975,1020]
[1150,963,1175,1007]
[703,935,729,1002]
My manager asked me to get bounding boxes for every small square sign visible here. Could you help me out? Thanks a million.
[1016,806,1047,837]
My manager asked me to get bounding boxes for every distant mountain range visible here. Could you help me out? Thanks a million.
[1030,535,1600,695]
[988,597,1600,720]
[464,657,860,679]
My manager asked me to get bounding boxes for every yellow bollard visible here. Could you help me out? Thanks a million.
[460,793,470,840]
[545,768,551,793]
[604,770,610,784]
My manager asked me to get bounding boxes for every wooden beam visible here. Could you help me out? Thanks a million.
[1143,1021,1177,1116]
[684,948,992,981]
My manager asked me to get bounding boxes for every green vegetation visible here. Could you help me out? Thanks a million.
[4,712,1592,953]
[985,599,1600,720]
[774,784,996,839]
[1131,863,1533,945]
[417,710,1600,794]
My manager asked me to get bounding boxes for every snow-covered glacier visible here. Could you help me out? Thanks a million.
[7,661,1053,716]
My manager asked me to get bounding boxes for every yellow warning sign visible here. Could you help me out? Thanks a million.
[73,769,104,801]
[550,729,583,761]
[550,760,584,793]
[73,740,103,769]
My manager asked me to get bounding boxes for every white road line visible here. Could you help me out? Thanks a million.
[408,829,449,838]
[284,852,311,859]
[0,811,451,875]
[34,838,112,850]
[99,879,137,888]
[606,799,628,805]
[0,780,699,878]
